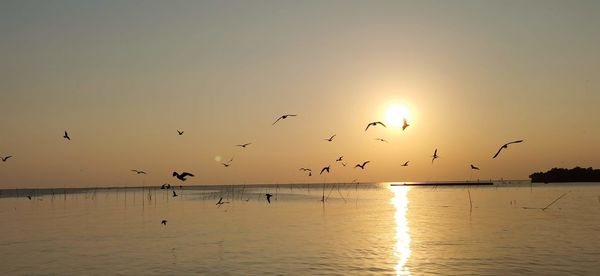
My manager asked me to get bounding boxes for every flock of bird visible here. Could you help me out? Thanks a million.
[1,114,523,226]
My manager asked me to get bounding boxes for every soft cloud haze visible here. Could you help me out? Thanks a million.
[1,0,599,188]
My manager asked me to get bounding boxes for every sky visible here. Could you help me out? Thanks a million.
[1,0,599,188]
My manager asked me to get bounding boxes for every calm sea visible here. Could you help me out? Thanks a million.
[1,183,599,275]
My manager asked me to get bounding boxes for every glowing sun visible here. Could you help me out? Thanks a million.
[385,105,411,129]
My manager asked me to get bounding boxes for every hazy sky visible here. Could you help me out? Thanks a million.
[1,0,599,188]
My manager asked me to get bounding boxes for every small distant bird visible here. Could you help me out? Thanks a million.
[172,190,178,197]
[471,164,480,170]
[173,171,194,181]
[221,163,231,167]
[375,138,388,143]
[265,193,273,203]
[216,197,229,206]
[1,156,12,162]
[324,134,336,142]
[299,168,312,172]
[236,143,252,148]
[493,140,524,159]
[160,184,171,189]
[355,161,370,169]
[27,195,32,200]
[341,162,347,167]
[161,220,167,226]
[402,118,410,131]
[131,170,147,174]
[320,166,330,174]
[335,156,343,162]
[365,121,386,131]
[401,161,409,167]
[272,114,297,125]
[431,149,439,163]
[177,130,184,135]
[63,131,71,140]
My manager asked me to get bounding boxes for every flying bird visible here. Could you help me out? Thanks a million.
[172,190,178,197]
[236,143,252,148]
[335,156,343,162]
[431,149,439,164]
[27,195,32,200]
[221,163,231,167]
[131,170,147,174]
[173,171,194,181]
[320,166,330,174]
[341,162,347,167]
[401,161,409,167]
[272,114,297,125]
[177,130,184,135]
[471,164,480,170]
[375,138,389,143]
[63,131,70,140]
[1,156,12,162]
[402,118,410,131]
[216,197,229,206]
[355,161,370,170]
[299,168,312,172]
[365,121,386,131]
[265,193,273,203]
[161,220,167,226]
[324,134,336,142]
[492,140,524,158]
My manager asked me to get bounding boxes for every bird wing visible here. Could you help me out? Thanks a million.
[377,122,387,127]
[365,123,372,131]
[434,149,437,156]
[272,116,283,125]
[363,161,370,166]
[507,140,524,145]
[172,172,178,176]
[492,147,504,158]
[181,172,194,177]
[285,114,297,117]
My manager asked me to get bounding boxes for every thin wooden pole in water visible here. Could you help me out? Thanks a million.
[468,190,473,213]
[541,192,568,211]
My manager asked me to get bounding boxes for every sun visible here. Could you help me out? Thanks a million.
[385,105,411,129]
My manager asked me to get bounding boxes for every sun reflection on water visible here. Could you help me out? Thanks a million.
[391,185,411,275]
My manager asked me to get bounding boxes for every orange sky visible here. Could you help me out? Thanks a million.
[1,1,599,188]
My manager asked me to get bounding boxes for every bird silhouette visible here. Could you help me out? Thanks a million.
[320,166,330,174]
[401,161,409,167]
[365,121,386,131]
[341,162,347,167]
[221,163,231,167]
[402,118,410,131]
[161,220,167,226]
[1,156,12,162]
[299,168,312,172]
[493,140,524,158]
[27,195,32,200]
[375,138,389,143]
[272,114,297,125]
[335,156,343,162]
[173,172,194,181]
[355,161,370,169]
[63,131,71,140]
[471,164,480,170]
[236,143,252,148]
[177,130,184,135]
[265,193,273,203]
[172,190,178,197]
[216,197,229,207]
[431,149,439,163]
[324,134,336,142]
[131,170,147,174]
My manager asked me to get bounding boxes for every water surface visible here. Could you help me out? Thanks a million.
[1,183,599,275]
